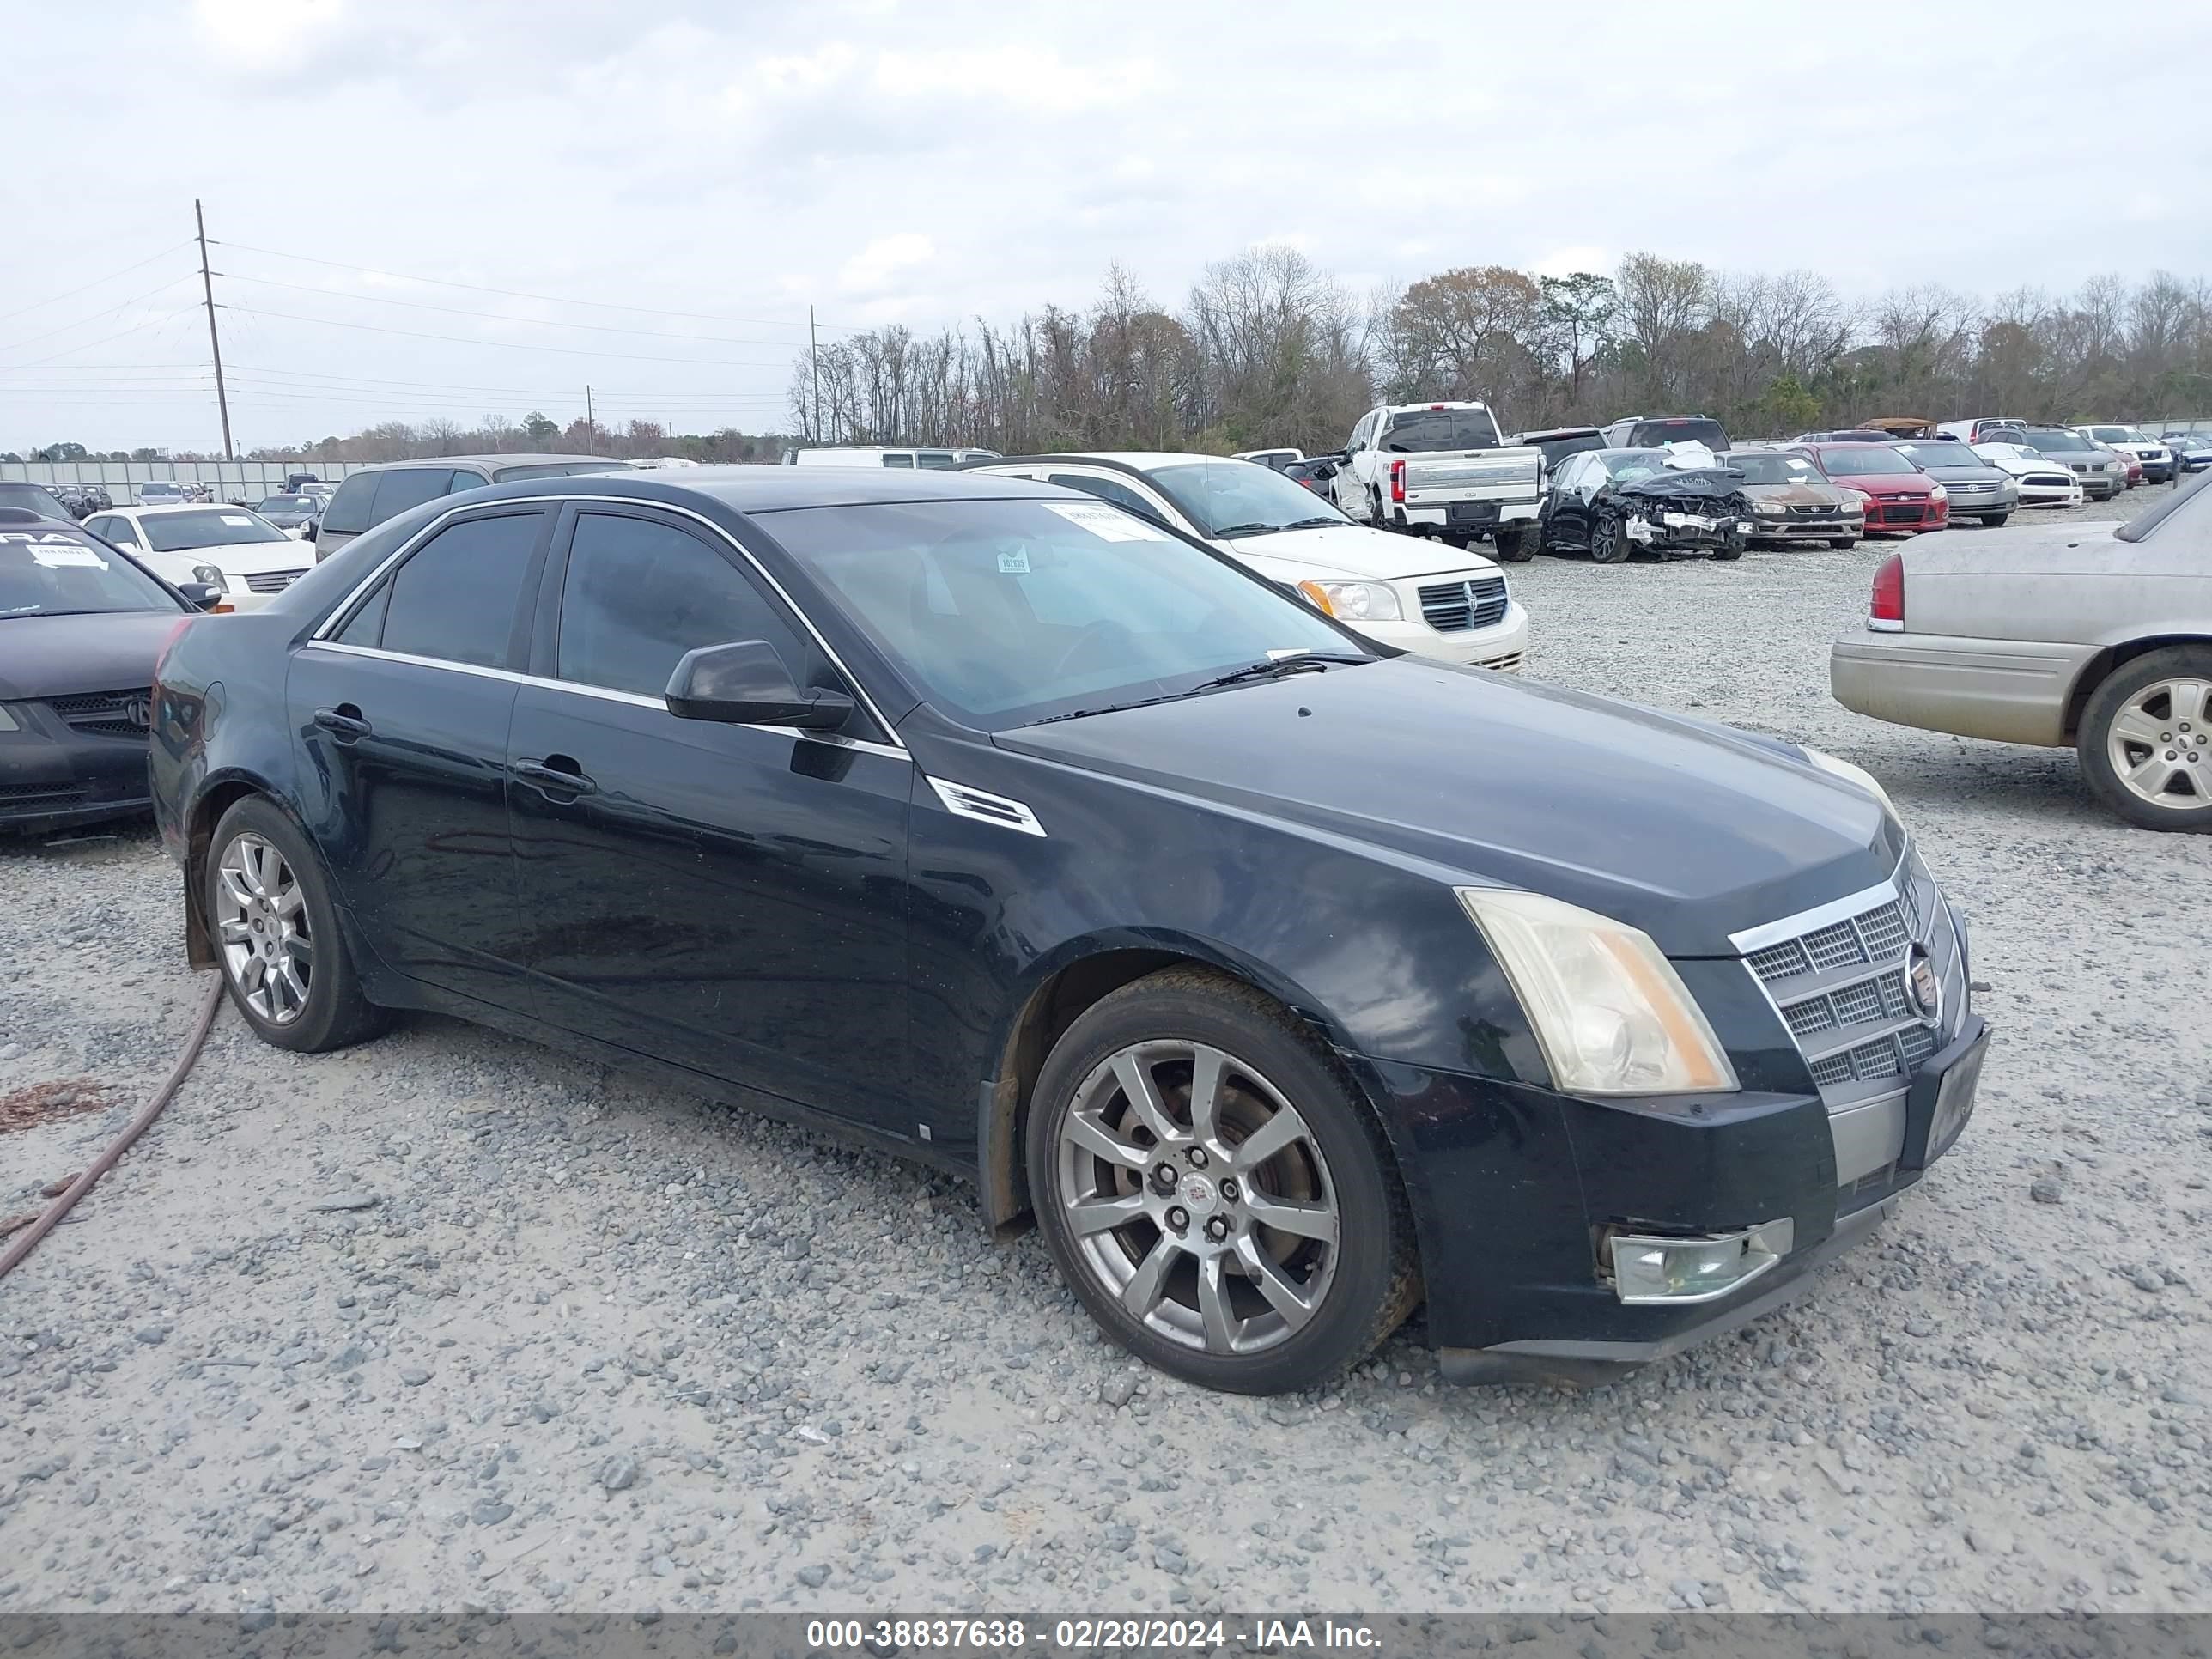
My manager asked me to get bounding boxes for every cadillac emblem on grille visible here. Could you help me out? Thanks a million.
[1905,942,1942,1021]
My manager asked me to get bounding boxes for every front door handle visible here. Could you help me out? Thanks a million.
[313,704,372,743]
[513,757,598,799]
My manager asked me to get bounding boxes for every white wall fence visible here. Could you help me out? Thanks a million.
[1,459,373,504]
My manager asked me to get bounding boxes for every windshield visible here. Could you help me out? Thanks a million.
[764,497,1369,731]
[2019,428,2094,454]
[1379,410,1499,453]
[2117,471,2209,543]
[1894,443,1982,470]
[1723,452,1824,485]
[1528,433,1604,468]
[0,529,183,618]
[1628,418,1729,450]
[1145,459,1349,538]
[1600,449,1670,480]
[1816,447,1919,477]
[258,495,315,512]
[140,509,291,551]
[138,483,183,497]
[0,483,73,519]
[2083,427,2141,442]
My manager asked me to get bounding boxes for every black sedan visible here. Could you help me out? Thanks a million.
[0,509,215,834]
[1539,448,1753,562]
[147,469,1985,1393]
[254,493,325,533]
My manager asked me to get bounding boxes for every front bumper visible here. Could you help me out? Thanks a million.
[1746,514,1863,542]
[1623,510,1751,556]
[1355,601,1528,672]
[1831,627,2095,746]
[0,723,153,834]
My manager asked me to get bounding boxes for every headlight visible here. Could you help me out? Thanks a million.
[1926,483,1948,502]
[1802,745,1899,820]
[1296,579,1401,622]
[1456,888,1739,1096]
[1753,500,1786,515]
[192,564,225,588]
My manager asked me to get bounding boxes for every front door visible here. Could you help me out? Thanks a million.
[288,507,553,1008]
[504,506,914,1133]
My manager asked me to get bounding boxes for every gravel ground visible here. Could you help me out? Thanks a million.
[1,485,2206,1619]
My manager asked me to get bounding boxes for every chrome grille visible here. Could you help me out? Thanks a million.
[1417,575,1509,634]
[243,568,307,594]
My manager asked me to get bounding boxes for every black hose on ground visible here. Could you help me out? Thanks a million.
[0,974,225,1283]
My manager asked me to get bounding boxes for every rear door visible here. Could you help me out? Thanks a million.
[503,505,915,1132]
[289,505,554,1009]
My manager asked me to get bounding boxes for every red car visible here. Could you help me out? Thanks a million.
[1799,442,1950,536]
[2105,447,2143,488]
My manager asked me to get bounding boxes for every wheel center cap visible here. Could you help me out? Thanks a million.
[1179,1174,1218,1216]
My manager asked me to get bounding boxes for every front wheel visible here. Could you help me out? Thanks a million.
[2077,647,2212,831]
[1589,510,1629,563]
[1711,542,1743,562]
[1369,489,1392,531]
[206,797,391,1051]
[1830,537,1859,550]
[1026,968,1419,1395]
[1982,513,2011,527]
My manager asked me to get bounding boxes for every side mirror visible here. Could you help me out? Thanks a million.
[665,639,854,731]
[175,582,226,611]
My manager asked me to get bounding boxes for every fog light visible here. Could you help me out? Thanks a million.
[1607,1218,1794,1304]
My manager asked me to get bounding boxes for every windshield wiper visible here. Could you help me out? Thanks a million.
[1028,690,1203,725]
[1196,653,1370,690]
[1207,521,1288,538]
[1275,516,1342,530]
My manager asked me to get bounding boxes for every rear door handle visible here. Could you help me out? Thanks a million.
[313,704,372,743]
[513,757,598,799]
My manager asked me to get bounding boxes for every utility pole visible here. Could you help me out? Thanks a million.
[809,305,823,443]
[195,198,234,462]
[585,385,594,454]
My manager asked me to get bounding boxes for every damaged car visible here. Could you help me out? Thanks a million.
[1723,451,1865,548]
[1537,447,1753,563]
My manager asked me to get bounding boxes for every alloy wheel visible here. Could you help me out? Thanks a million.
[215,831,313,1024]
[2106,678,2212,810]
[1054,1041,1340,1357]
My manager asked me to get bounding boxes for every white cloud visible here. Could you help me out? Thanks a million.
[840,234,936,295]
[190,0,347,70]
[872,44,1163,111]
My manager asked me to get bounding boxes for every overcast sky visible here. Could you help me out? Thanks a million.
[4,0,2210,455]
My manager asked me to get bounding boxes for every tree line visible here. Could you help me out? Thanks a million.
[787,249,2212,455]
[28,249,2209,465]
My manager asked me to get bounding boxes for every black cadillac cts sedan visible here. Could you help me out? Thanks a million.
[148,469,1987,1394]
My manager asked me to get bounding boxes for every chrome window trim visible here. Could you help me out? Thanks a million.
[307,493,909,754]
[299,641,909,761]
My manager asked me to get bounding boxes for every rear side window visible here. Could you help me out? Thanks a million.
[319,472,377,535]
[553,512,799,700]
[369,467,460,526]
[881,453,915,469]
[372,511,546,669]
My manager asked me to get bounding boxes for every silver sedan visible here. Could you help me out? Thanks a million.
[1829,478,2212,830]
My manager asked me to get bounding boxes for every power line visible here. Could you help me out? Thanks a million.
[0,307,202,373]
[211,238,859,332]
[220,305,798,368]
[0,273,198,358]
[211,270,814,349]
[0,240,196,330]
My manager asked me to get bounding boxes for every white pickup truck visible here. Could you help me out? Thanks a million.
[1329,401,1545,561]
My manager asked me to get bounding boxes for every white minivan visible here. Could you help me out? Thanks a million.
[783,446,1000,470]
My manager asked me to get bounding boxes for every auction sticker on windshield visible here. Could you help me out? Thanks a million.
[221,514,255,526]
[1042,501,1158,541]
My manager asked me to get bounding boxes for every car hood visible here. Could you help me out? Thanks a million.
[1826,470,1935,493]
[0,609,183,699]
[1610,468,1747,502]
[1219,522,1499,580]
[1738,481,1854,507]
[1915,463,2010,484]
[994,658,1899,956]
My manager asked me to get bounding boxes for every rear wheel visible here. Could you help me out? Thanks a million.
[1026,969,1419,1395]
[206,797,390,1052]
[1493,526,1534,562]
[2077,647,2212,831]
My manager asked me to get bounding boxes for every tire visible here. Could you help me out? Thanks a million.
[1589,509,1629,563]
[2076,646,2212,832]
[1830,538,1859,551]
[204,796,391,1052]
[1981,513,2010,527]
[1711,542,1743,562]
[1024,966,1419,1395]
[1492,526,1534,562]
[1369,489,1391,531]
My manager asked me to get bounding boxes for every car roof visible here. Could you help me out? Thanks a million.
[341,453,632,476]
[982,451,1224,470]
[447,466,1073,514]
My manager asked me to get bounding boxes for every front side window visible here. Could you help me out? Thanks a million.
[367,511,545,668]
[765,497,1368,732]
[554,513,799,700]
[141,509,291,551]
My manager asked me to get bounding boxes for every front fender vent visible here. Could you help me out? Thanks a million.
[926,776,1046,838]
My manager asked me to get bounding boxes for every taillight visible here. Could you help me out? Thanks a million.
[1389,459,1407,503]
[1869,554,1905,632]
